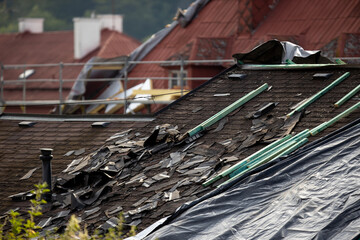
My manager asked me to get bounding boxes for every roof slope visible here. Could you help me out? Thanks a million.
[97,31,141,59]
[128,0,360,85]
[0,117,149,214]
[234,0,360,54]
[0,31,75,65]
[0,64,359,234]
[128,0,244,83]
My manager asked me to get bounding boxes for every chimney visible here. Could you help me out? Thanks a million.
[73,17,101,59]
[237,0,278,34]
[97,14,124,33]
[18,18,44,33]
[40,148,53,201]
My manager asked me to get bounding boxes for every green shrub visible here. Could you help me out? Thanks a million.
[0,183,136,239]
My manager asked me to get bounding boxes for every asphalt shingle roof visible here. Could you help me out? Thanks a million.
[0,64,359,234]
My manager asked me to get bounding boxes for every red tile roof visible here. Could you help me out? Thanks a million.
[128,0,360,89]
[0,29,140,113]
[241,0,360,53]
[97,31,140,59]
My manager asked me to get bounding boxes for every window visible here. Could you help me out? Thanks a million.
[168,70,187,89]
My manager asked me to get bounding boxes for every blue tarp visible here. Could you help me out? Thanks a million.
[144,119,360,240]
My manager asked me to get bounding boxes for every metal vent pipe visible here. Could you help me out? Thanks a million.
[40,148,53,200]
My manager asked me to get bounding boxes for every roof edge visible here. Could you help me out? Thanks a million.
[155,64,237,116]
[0,113,154,122]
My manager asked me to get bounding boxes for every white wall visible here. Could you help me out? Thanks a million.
[73,18,101,59]
[18,18,44,33]
[97,14,123,33]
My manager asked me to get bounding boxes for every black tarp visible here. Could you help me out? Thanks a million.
[143,119,360,240]
[232,40,332,64]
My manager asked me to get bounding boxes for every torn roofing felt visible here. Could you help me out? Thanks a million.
[144,118,360,240]
[66,56,128,100]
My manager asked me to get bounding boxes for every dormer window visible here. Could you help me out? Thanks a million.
[169,70,187,89]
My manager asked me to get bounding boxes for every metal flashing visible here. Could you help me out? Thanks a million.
[228,73,247,80]
[92,122,110,128]
[252,102,278,119]
[313,73,333,79]
[213,93,231,97]
[18,121,37,127]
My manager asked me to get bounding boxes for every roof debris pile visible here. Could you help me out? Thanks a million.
[30,124,225,233]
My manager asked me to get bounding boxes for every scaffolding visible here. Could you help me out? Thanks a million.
[1,57,359,114]
[0,59,234,114]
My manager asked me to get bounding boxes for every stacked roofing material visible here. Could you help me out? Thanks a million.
[203,71,360,187]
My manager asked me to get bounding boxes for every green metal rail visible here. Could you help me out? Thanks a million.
[335,59,346,65]
[229,139,298,178]
[187,83,269,137]
[203,129,310,187]
[202,134,292,187]
[227,129,310,178]
[201,71,358,188]
[287,72,350,118]
[310,101,360,136]
[203,95,359,188]
[218,138,308,188]
[213,101,360,187]
[334,84,360,107]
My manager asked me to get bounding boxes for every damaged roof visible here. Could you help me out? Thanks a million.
[0,62,359,235]
[0,115,150,214]
[146,118,360,239]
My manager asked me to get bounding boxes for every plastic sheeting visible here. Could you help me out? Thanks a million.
[68,56,127,100]
[66,0,211,106]
[144,119,360,240]
[121,0,210,73]
[233,40,332,64]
